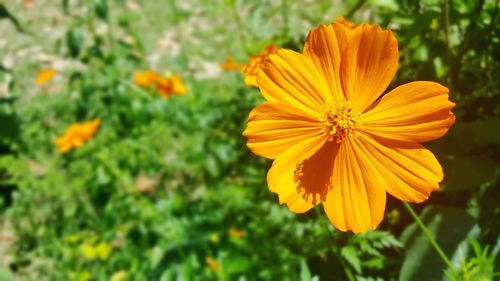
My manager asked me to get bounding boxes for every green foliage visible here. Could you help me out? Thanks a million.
[446,238,500,281]
[0,0,498,280]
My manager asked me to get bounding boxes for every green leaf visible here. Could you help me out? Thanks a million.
[341,245,362,274]
[399,205,476,281]
[66,28,84,58]
[300,259,312,281]
[0,4,24,32]
[93,0,108,21]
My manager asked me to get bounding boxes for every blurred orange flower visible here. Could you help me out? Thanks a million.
[219,56,243,71]
[205,256,220,273]
[134,70,187,98]
[36,69,57,85]
[54,119,101,154]
[243,18,455,233]
[228,227,245,239]
[242,44,279,87]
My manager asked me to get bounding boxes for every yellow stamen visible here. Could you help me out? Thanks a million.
[318,101,362,142]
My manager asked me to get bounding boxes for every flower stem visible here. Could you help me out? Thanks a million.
[403,202,457,275]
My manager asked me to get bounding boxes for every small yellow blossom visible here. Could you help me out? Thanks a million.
[219,56,243,71]
[80,241,112,260]
[110,271,127,281]
[134,70,187,98]
[169,74,187,96]
[228,227,245,239]
[80,243,98,260]
[133,70,159,88]
[205,256,220,273]
[36,69,57,85]
[95,242,112,260]
[242,44,279,87]
[209,233,219,244]
[54,119,101,154]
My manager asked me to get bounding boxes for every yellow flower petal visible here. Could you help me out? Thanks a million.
[339,24,399,111]
[242,44,279,87]
[356,133,443,203]
[323,138,387,233]
[267,135,327,213]
[362,81,456,142]
[303,22,352,103]
[257,49,330,116]
[243,102,323,159]
[54,119,100,154]
[36,69,57,85]
[220,56,243,71]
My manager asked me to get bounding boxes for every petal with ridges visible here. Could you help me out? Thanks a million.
[303,23,348,103]
[257,49,330,116]
[362,81,456,142]
[357,132,442,203]
[244,102,323,159]
[323,138,387,233]
[339,24,398,111]
[267,135,329,213]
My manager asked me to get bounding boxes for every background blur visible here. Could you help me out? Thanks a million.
[0,0,499,280]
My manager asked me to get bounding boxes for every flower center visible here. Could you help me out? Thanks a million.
[318,101,362,142]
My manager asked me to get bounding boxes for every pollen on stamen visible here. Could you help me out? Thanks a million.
[318,101,363,143]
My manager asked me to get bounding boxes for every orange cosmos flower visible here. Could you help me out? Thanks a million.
[243,19,455,233]
[36,69,57,85]
[134,71,187,98]
[219,56,243,71]
[228,227,245,239]
[242,44,279,87]
[134,70,159,88]
[205,256,220,273]
[54,119,101,154]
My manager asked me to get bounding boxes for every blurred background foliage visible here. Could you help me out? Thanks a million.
[0,0,499,280]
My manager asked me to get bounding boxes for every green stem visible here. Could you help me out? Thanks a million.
[403,202,457,275]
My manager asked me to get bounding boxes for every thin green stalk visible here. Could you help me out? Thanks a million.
[281,0,290,39]
[403,202,457,275]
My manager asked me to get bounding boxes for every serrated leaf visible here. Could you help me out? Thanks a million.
[341,246,362,274]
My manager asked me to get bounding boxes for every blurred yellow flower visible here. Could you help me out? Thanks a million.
[134,70,159,88]
[219,56,243,71]
[209,233,219,244]
[80,241,112,260]
[134,70,187,98]
[54,119,101,154]
[36,69,57,85]
[205,256,220,273]
[242,44,279,87]
[228,227,245,239]
[109,271,128,281]
[80,243,98,260]
[243,18,455,233]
